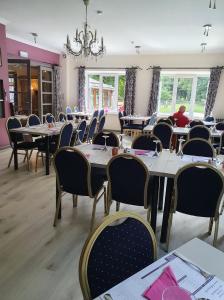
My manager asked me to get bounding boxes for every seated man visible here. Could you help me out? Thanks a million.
[173,105,190,127]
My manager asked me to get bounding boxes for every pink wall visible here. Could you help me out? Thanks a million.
[0,24,10,147]
[6,38,60,65]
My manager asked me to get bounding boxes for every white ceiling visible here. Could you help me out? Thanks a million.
[0,0,224,55]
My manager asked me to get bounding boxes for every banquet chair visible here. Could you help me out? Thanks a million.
[188,125,211,141]
[67,113,73,121]
[71,120,87,146]
[98,115,106,132]
[86,117,97,143]
[58,112,67,122]
[152,122,173,150]
[167,116,175,125]
[189,119,203,128]
[6,117,37,169]
[107,154,152,218]
[157,118,173,126]
[132,134,163,152]
[182,138,215,158]
[27,114,41,126]
[53,147,106,230]
[35,123,73,172]
[165,163,224,251]
[92,131,119,147]
[45,113,55,124]
[98,109,104,121]
[215,122,224,131]
[79,211,157,300]
[92,110,99,119]
[118,112,143,134]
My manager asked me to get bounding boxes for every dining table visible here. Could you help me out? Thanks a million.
[9,121,84,175]
[120,115,151,131]
[95,238,224,300]
[72,143,224,244]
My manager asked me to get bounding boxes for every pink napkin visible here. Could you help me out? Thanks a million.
[143,266,178,300]
[134,150,150,156]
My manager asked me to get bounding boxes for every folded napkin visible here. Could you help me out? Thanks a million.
[143,266,178,300]
[134,150,150,156]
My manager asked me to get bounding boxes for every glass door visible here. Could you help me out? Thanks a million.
[39,66,53,121]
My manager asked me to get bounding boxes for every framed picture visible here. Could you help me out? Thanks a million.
[0,48,2,67]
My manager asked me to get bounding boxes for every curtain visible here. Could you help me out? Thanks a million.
[78,66,86,111]
[124,67,136,115]
[147,67,161,116]
[204,67,222,117]
[53,66,63,116]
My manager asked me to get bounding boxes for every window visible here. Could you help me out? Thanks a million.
[85,70,126,112]
[158,71,210,118]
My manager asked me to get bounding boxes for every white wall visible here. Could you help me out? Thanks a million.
[60,53,224,120]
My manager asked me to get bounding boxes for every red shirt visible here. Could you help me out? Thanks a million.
[173,111,189,127]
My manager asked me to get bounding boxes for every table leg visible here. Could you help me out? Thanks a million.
[13,141,18,170]
[150,176,159,232]
[56,177,61,219]
[160,178,174,243]
[158,177,164,210]
[45,136,50,175]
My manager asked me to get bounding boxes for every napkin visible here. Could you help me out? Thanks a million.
[143,266,178,300]
[134,150,150,156]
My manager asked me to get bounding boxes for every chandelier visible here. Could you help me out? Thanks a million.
[65,0,105,57]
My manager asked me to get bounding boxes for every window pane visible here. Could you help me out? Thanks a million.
[175,78,193,112]
[88,75,100,110]
[102,76,115,110]
[194,77,209,118]
[118,75,125,111]
[42,70,52,81]
[159,76,174,114]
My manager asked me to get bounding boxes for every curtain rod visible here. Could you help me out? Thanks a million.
[75,66,143,70]
[146,66,224,70]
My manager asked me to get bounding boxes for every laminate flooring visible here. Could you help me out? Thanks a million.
[0,143,224,300]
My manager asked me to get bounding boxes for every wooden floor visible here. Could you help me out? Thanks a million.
[1,145,224,300]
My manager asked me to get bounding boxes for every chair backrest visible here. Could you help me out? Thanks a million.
[188,125,211,141]
[92,131,119,147]
[45,113,55,123]
[189,119,203,128]
[58,112,67,122]
[79,211,157,300]
[98,115,106,132]
[28,114,41,126]
[107,154,149,207]
[204,116,214,122]
[98,109,104,120]
[157,118,173,126]
[77,120,87,142]
[174,163,224,218]
[67,114,73,121]
[182,138,215,158]
[132,134,163,152]
[87,117,97,141]
[92,110,99,118]
[152,122,173,149]
[54,147,92,197]
[216,122,224,131]
[6,117,23,145]
[66,106,72,114]
[58,123,73,148]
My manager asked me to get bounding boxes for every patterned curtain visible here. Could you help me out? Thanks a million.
[147,67,161,116]
[78,66,86,111]
[204,67,222,117]
[124,67,136,115]
[53,66,63,116]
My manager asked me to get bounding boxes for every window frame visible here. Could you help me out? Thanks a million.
[158,70,210,119]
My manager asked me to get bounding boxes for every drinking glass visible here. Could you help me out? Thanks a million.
[76,130,82,145]
[162,286,195,300]
[119,133,125,150]
[102,135,109,151]
[177,136,185,157]
[153,140,160,157]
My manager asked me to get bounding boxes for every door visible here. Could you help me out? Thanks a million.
[39,66,53,121]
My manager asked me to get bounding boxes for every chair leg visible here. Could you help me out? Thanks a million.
[165,212,173,252]
[28,149,33,160]
[23,151,27,163]
[53,191,62,227]
[8,150,14,168]
[147,207,151,222]
[26,150,30,171]
[116,201,120,212]
[213,216,220,247]
[41,153,44,166]
[208,217,214,235]
[103,186,107,216]
[72,195,78,207]
[35,151,39,172]
[158,177,164,210]
[90,197,98,232]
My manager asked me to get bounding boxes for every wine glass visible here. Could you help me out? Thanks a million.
[153,140,160,157]
[177,136,185,157]
[76,130,82,145]
[102,135,109,151]
[119,133,125,150]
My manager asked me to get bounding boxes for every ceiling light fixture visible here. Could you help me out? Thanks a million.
[203,24,212,36]
[31,32,38,44]
[201,43,207,53]
[65,0,105,57]
[209,0,216,9]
